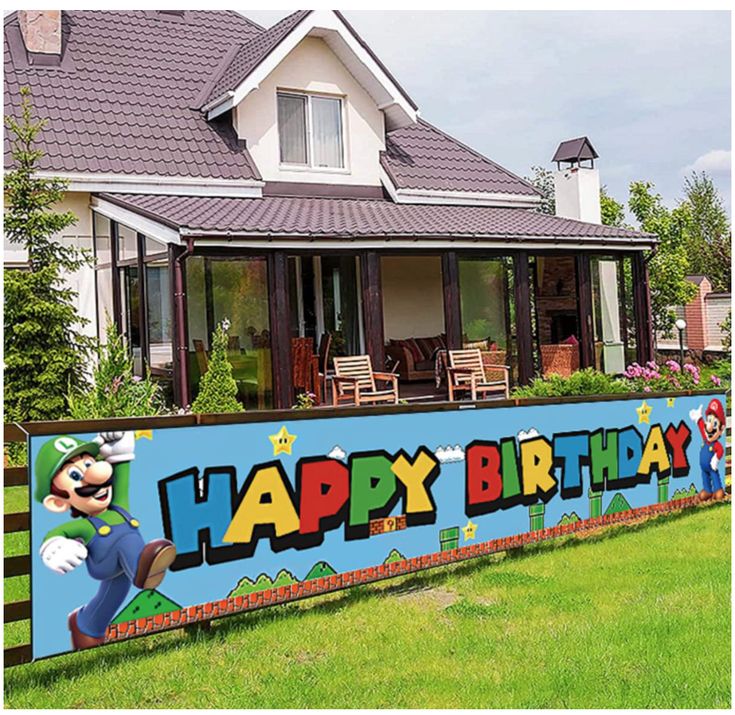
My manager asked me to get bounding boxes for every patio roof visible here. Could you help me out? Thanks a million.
[96,193,656,249]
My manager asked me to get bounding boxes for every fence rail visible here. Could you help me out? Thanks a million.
[4,389,731,667]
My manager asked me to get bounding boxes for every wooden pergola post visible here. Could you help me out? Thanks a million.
[169,243,190,409]
[631,251,654,364]
[575,254,595,368]
[268,251,294,409]
[360,251,385,370]
[513,251,535,385]
[441,251,462,350]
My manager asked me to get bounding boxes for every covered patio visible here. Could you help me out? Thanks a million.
[90,192,656,410]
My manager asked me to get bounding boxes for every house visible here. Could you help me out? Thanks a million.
[4,10,656,410]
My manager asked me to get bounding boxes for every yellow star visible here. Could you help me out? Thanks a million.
[462,519,478,541]
[135,429,153,440]
[269,426,297,456]
[666,397,676,408]
[637,400,652,424]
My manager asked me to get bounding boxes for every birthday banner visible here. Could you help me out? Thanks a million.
[29,392,727,659]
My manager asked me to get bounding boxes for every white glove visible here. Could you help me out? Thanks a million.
[689,405,703,423]
[711,455,719,471]
[94,431,135,464]
[40,536,88,575]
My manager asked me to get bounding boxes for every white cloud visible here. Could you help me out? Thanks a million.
[327,445,346,461]
[517,428,540,442]
[683,149,731,176]
[435,444,465,463]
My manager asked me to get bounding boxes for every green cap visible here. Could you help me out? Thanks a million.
[34,435,100,503]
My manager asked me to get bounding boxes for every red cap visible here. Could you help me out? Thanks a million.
[705,399,725,424]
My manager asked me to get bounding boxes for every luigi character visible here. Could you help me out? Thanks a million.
[689,398,727,501]
[36,431,176,650]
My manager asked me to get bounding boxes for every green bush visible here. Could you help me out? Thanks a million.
[512,368,630,399]
[190,320,244,414]
[67,321,166,419]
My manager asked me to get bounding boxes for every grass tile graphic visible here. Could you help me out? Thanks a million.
[672,483,697,500]
[557,512,580,526]
[229,569,297,598]
[604,493,632,516]
[305,561,336,580]
[112,589,181,624]
[384,549,406,564]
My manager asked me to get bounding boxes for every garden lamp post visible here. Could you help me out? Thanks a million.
[675,318,687,368]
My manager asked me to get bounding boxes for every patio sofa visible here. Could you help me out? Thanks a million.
[385,335,446,382]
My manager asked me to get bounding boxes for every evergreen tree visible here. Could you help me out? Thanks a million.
[190,319,244,414]
[680,171,731,292]
[4,87,93,422]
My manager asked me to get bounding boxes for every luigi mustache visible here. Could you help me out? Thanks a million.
[35,431,176,651]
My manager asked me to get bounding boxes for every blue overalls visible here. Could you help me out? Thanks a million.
[75,505,146,639]
[699,441,723,494]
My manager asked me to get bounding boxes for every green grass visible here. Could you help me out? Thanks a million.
[3,504,730,709]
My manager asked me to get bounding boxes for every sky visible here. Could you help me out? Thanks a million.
[244,10,731,216]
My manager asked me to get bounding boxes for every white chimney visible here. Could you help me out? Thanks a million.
[552,137,624,374]
[552,136,601,224]
[19,11,62,56]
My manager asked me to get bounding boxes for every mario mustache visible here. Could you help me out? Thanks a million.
[74,477,114,498]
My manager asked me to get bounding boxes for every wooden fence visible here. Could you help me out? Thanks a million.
[4,392,731,667]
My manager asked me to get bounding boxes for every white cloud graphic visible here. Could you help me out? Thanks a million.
[327,445,346,461]
[517,428,539,442]
[435,444,465,463]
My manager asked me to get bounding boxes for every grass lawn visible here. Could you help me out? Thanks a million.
[3,503,731,709]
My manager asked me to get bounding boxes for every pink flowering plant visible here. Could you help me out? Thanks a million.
[623,359,700,393]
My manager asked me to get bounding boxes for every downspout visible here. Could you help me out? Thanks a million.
[174,236,194,408]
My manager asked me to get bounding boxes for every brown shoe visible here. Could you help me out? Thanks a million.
[713,489,726,500]
[134,539,176,590]
[68,607,105,651]
[699,490,712,501]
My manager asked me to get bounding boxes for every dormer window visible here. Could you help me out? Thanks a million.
[277,91,345,169]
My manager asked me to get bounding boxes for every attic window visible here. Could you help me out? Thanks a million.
[277,92,345,169]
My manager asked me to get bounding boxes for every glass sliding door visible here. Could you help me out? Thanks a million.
[458,257,516,382]
[320,256,362,357]
[120,265,143,375]
[186,256,272,410]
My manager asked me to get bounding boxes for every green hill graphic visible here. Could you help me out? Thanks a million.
[604,493,632,515]
[672,483,697,500]
[229,569,297,598]
[112,589,181,624]
[557,512,580,526]
[384,549,406,564]
[305,561,336,580]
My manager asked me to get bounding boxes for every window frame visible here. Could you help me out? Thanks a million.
[276,90,347,172]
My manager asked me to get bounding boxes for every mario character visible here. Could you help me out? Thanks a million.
[689,398,727,501]
[35,431,176,650]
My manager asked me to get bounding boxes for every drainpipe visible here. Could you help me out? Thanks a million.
[173,236,194,408]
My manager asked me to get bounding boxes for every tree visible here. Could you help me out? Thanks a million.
[4,87,93,423]
[680,172,731,292]
[525,165,555,215]
[190,319,244,414]
[67,321,165,418]
[628,181,698,339]
[600,186,627,228]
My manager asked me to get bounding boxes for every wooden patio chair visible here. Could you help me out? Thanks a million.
[446,348,510,401]
[331,355,399,407]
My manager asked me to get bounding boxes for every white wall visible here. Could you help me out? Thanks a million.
[381,256,445,340]
[4,191,96,339]
[554,167,602,223]
[706,294,731,350]
[234,36,386,186]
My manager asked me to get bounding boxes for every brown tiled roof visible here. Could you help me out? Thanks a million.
[202,11,311,106]
[381,120,540,196]
[100,193,654,245]
[4,11,263,180]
